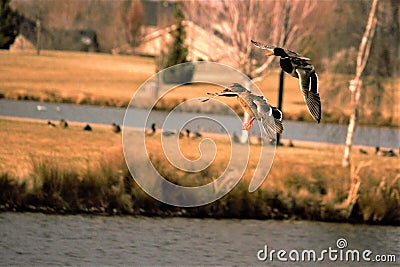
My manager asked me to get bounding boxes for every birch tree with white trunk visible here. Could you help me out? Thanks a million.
[342,0,378,167]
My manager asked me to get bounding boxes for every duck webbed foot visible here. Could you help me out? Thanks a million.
[242,117,255,131]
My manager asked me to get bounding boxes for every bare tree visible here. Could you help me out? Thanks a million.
[184,0,265,78]
[184,0,316,142]
[252,0,317,79]
[185,0,316,79]
[342,0,378,167]
[120,0,144,47]
[336,161,371,219]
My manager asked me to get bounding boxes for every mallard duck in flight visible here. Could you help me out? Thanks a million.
[251,40,321,123]
[203,83,283,139]
[251,94,283,139]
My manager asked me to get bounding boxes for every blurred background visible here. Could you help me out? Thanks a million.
[2,0,399,125]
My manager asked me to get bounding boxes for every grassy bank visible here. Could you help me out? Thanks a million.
[0,118,399,224]
[1,50,398,126]
[0,50,153,108]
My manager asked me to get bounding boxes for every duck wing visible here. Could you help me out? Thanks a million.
[250,40,274,50]
[251,40,310,60]
[239,92,259,118]
[296,68,321,123]
[286,49,311,61]
[269,106,284,134]
[253,96,284,139]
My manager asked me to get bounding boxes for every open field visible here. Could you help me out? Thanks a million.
[1,50,399,126]
[1,117,399,224]
[0,50,154,107]
[0,117,122,178]
[2,117,397,179]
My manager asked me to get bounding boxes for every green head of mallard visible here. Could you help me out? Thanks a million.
[266,47,288,57]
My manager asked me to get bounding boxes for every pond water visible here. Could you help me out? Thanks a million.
[1,99,399,148]
[0,213,398,266]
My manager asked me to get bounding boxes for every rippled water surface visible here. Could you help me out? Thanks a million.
[0,213,398,266]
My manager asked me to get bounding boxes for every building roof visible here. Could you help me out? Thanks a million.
[133,20,244,66]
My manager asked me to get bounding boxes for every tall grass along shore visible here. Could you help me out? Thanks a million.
[1,118,399,225]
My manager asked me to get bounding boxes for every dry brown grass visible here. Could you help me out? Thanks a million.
[0,117,122,178]
[1,117,399,222]
[0,50,154,106]
[2,117,398,181]
[144,132,399,188]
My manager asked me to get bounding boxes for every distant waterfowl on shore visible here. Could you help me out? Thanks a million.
[232,132,241,143]
[359,148,368,155]
[162,130,175,137]
[375,147,397,157]
[185,129,202,139]
[162,130,184,137]
[112,123,121,133]
[145,123,156,136]
[47,120,56,127]
[83,124,92,131]
[288,140,295,147]
[59,119,68,128]
[37,105,47,111]
[249,135,263,146]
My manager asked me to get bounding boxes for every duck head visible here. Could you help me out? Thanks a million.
[266,47,288,57]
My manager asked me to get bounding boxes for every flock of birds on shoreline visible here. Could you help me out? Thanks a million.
[47,119,121,133]
[45,118,398,158]
[146,117,397,156]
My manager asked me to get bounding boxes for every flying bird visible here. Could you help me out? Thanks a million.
[251,94,283,139]
[204,83,283,139]
[251,40,321,123]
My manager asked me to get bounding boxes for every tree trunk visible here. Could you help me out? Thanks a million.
[36,18,41,55]
[342,0,378,167]
[342,79,362,167]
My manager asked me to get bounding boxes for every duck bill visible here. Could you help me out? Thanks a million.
[265,49,274,56]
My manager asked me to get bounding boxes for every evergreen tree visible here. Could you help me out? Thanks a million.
[159,3,194,84]
[159,3,189,70]
[164,4,188,67]
[0,0,20,49]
